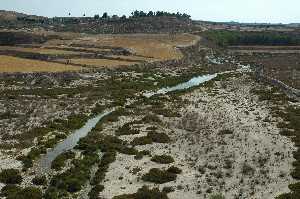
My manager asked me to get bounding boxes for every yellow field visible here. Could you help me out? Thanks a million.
[107,55,159,62]
[0,32,199,73]
[0,55,82,72]
[0,46,87,55]
[60,58,139,67]
[77,34,200,60]
[46,33,199,60]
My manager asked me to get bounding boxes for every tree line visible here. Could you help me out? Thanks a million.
[203,30,300,47]
[93,10,191,20]
[130,10,191,20]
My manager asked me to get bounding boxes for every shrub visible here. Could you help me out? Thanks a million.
[116,123,140,136]
[88,185,104,199]
[0,184,21,198]
[49,152,99,194]
[0,169,22,184]
[167,166,182,174]
[32,175,47,186]
[100,151,117,166]
[113,186,169,199]
[147,131,170,143]
[14,187,42,199]
[134,153,143,160]
[134,150,151,160]
[210,194,225,199]
[118,146,138,155]
[18,147,46,170]
[44,187,59,199]
[241,163,255,175]
[44,187,68,199]
[289,182,300,193]
[142,168,177,184]
[142,114,161,124]
[219,129,233,135]
[151,155,174,164]
[92,151,117,186]
[51,151,75,170]
[162,186,175,193]
[131,136,153,146]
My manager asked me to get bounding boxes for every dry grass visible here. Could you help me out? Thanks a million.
[73,33,199,60]
[0,46,87,55]
[59,58,139,67]
[108,55,159,62]
[0,55,82,72]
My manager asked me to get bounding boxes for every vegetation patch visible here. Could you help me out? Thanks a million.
[252,84,300,198]
[1,185,42,199]
[142,114,161,124]
[142,168,177,184]
[147,131,170,143]
[48,152,99,195]
[88,185,104,199]
[203,30,300,47]
[167,166,182,174]
[0,169,22,184]
[32,175,47,186]
[151,155,175,164]
[116,123,140,136]
[51,151,75,171]
[219,129,234,135]
[131,136,153,146]
[113,186,169,199]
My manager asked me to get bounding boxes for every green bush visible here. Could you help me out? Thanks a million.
[134,153,143,160]
[241,163,255,175]
[134,150,151,160]
[88,184,104,199]
[1,186,43,199]
[32,175,47,186]
[131,136,153,146]
[147,132,170,143]
[51,151,75,170]
[167,166,182,174]
[0,169,22,184]
[142,114,161,124]
[49,152,99,194]
[14,187,42,199]
[162,186,175,193]
[0,184,21,198]
[18,147,46,170]
[44,187,68,199]
[92,151,116,186]
[203,30,300,47]
[116,123,139,136]
[113,186,169,199]
[142,168,177,184]
[151,155,174,164]
[210,194,225,199]
[219,129,233,135]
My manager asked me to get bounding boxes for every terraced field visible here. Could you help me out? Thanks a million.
[230,46,300,89]
[0,32,199,73]
[0,55,82,72]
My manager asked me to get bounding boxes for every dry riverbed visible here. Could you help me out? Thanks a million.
[94,72,297,199]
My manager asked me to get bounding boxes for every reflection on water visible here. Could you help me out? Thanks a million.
[144,74,218,98]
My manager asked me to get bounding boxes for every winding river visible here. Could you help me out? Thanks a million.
[38,64,251,172]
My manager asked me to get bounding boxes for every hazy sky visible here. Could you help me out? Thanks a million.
[1,0,299,23]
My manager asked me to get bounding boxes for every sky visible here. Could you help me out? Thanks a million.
[1,0,299,24]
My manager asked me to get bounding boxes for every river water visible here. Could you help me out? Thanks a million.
[38,72,227,171]
[38,110,112,173]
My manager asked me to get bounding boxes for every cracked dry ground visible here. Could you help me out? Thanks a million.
[99,72,296,199]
